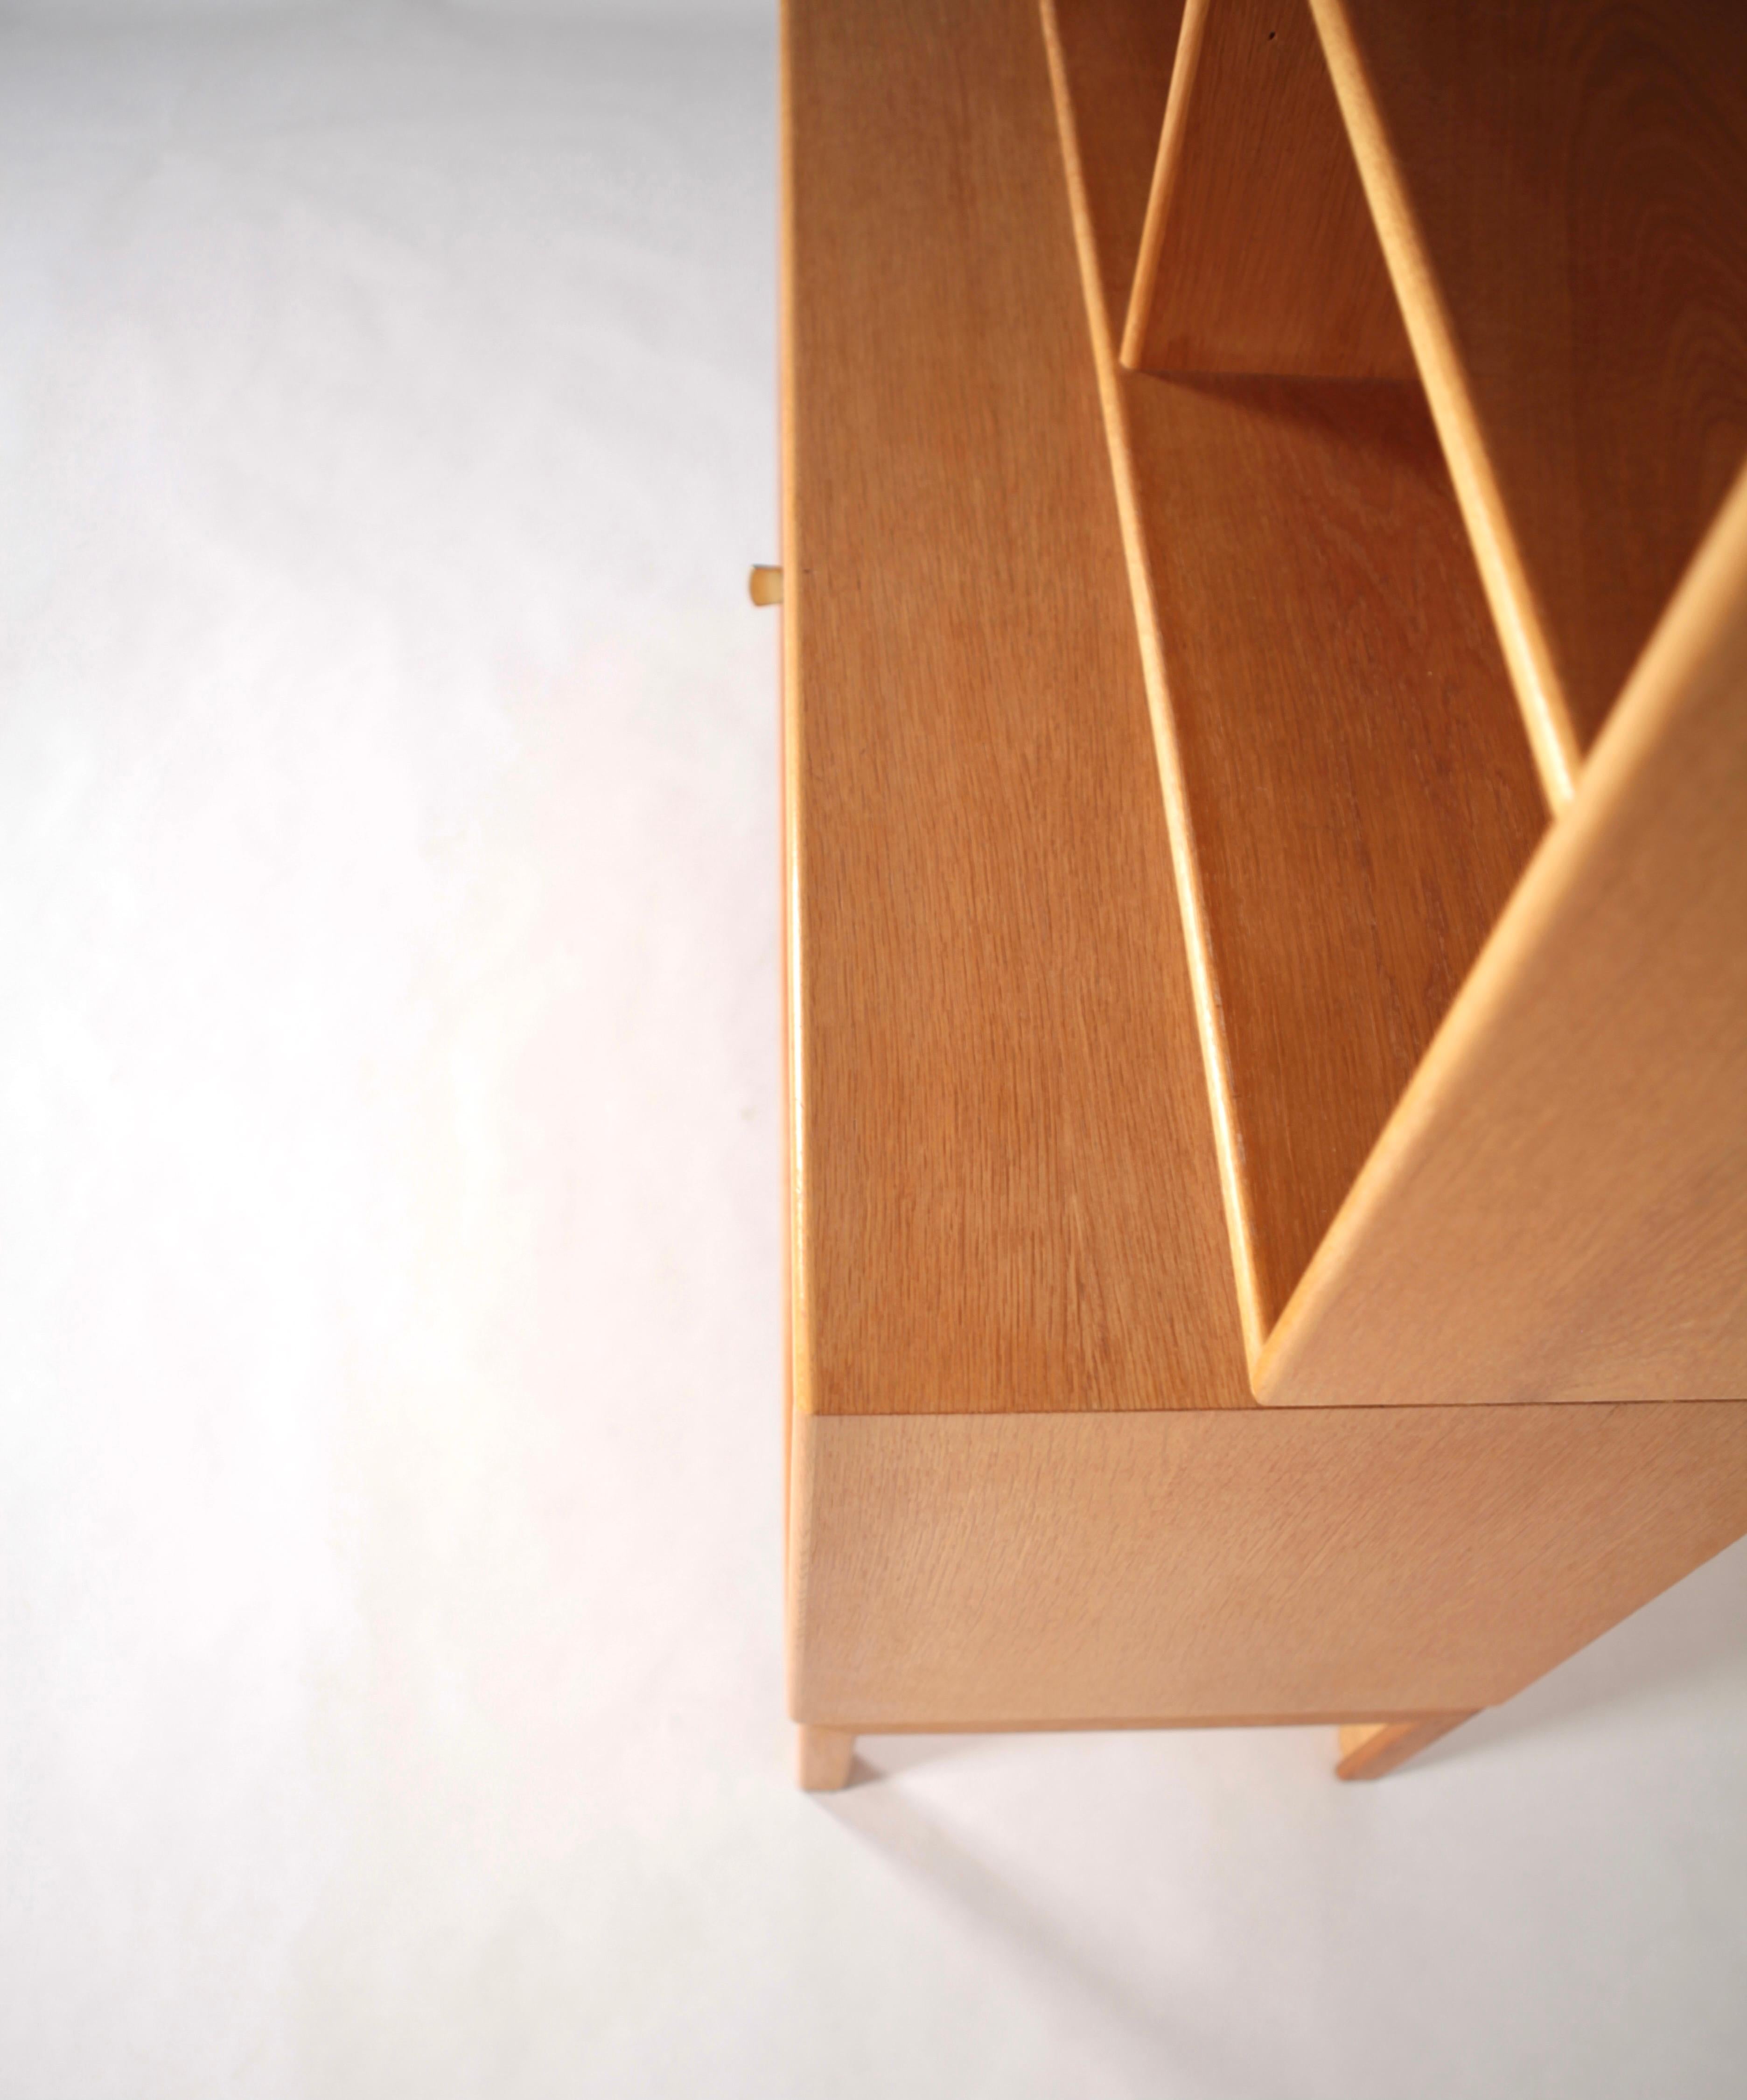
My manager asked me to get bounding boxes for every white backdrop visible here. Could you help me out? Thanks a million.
[2,10,1745,2099]
[1,3,774,21]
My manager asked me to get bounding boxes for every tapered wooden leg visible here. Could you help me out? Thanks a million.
[1335,1713,1477,1780]
[796,1725,856,1792]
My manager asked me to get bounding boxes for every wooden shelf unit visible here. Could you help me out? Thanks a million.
[780,0,1747,1788]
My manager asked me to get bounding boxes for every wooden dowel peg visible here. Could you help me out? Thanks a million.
[749,564,784,606]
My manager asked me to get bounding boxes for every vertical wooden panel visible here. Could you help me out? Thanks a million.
[1123,0,1412,378]
[1261,469,1747,1407]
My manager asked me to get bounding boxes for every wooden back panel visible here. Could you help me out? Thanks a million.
[1123,0,1412,378]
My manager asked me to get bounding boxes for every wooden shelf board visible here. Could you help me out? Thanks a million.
[1045,0,1548,1353]
[1312,0,1747,800]
[783,0,1252,1415]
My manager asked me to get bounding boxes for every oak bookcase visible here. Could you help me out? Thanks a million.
[773,0,1747,1789]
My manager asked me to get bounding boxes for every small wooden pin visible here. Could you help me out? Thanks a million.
[748,564,784,607]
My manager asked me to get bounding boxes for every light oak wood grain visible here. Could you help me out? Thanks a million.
[1312,0,1747,800]
[783,0,1250,1414]
[1260,464,1747,1408]
[787,1404,1747,1727]
[1045,0,1547,1353]
[1123,0,1412,379]
[1336,1714,1473,1781]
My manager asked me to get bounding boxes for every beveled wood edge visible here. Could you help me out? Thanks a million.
[1307,0,1577,808]
[1040,0,1268,1369]
[778,0,814,1421]
[1117,0,1204,369]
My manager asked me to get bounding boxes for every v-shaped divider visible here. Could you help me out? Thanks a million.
[1312,0,1747,808]
[1048,0,1747,1406]
[1128,0,1747,821]
[1042,0,1545,1370]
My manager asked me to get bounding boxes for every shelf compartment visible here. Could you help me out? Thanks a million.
[1044,0,1548,1362]
[1123,0,1412,380]
[1260,467,1747,1406]
[1311,0,1747,804]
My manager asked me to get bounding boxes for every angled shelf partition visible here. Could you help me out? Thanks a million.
[1044,0,1547,1356]
[1311,0,1747,803]
[1045,0,1747,1396]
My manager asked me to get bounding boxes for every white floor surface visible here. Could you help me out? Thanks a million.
[2,10,1745,2097]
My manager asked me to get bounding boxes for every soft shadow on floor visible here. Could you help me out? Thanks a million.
[1403,1534,1747,1774]
[823,1780,1251,2097]
[844,1735,986,1783]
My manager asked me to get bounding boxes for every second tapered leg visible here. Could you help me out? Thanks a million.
[1335,1713,1476,1780]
